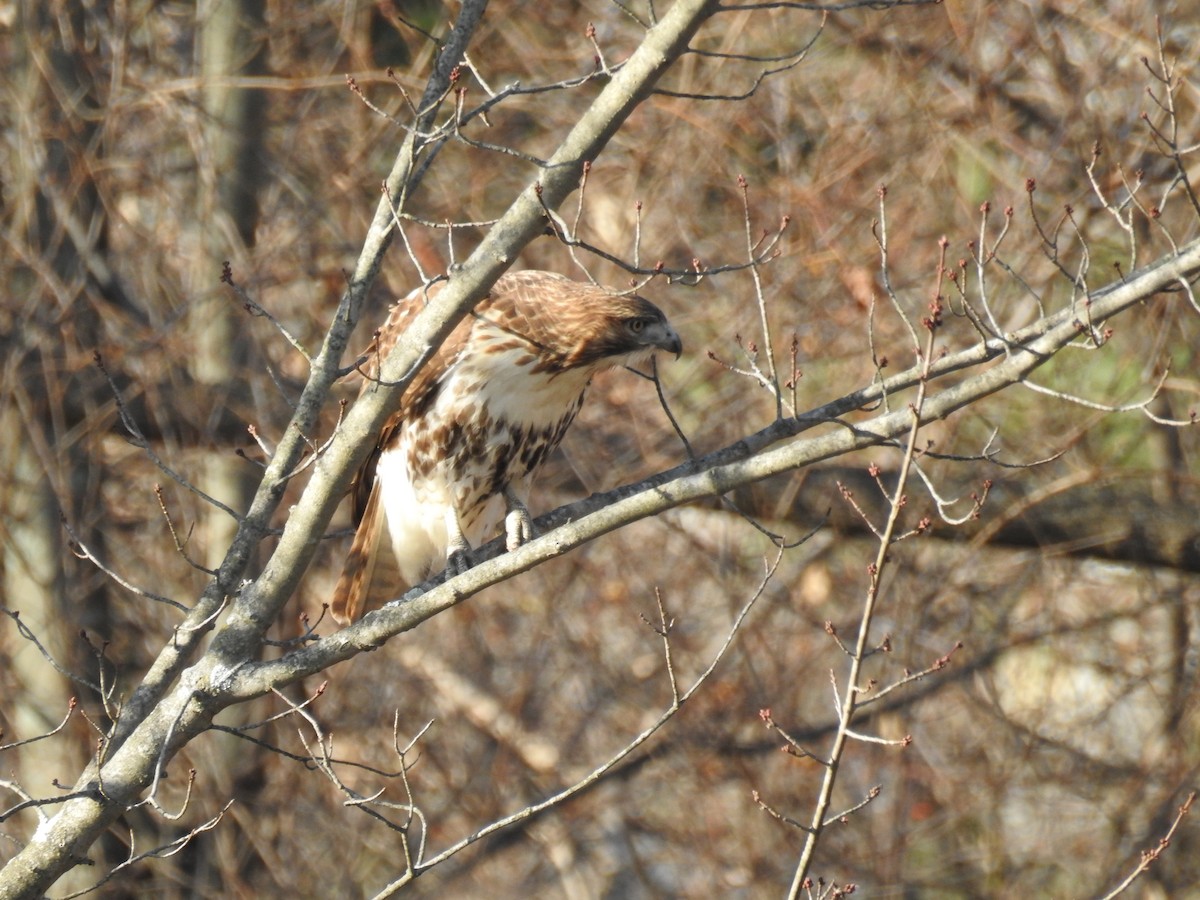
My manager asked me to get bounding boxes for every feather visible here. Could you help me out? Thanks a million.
[329,271,681,625]
[333,472,423,623]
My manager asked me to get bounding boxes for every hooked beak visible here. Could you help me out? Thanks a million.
[645,321,683,359]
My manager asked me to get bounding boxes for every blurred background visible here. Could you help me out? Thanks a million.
[2,1,1199,896]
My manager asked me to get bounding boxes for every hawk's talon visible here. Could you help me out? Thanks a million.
[445,511,473,576]
[446,547,473,576]
[504,488,535,552]
[505,507,535,551]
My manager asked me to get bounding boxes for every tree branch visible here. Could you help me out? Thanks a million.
[235,237,1200,693]
[0,2,723,896]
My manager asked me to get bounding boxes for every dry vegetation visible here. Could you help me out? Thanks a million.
[3,1,1200,897]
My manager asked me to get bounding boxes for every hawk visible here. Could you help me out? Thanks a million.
[330,270,682,625]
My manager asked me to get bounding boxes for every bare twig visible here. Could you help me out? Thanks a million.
[372,551,782,897]
[1098,791,1196,900]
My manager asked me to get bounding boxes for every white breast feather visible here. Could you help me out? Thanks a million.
[464,339,596,428]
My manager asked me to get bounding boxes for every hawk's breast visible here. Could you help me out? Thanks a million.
[377,334,594,583]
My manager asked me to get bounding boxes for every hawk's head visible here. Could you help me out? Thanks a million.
[473,271,682,374]
[569,291,682,370]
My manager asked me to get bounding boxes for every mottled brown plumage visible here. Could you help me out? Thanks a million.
[330,270,682,625]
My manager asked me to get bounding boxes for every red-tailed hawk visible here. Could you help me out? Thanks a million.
[330,270,682,624]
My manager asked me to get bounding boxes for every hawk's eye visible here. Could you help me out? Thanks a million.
[628,318,647,334]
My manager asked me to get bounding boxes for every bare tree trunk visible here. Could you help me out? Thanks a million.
[189,0,268,570]
[185,1,272,889]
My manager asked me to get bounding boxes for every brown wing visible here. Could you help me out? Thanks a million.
[332,279,479,622]
[347,280,476,523]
